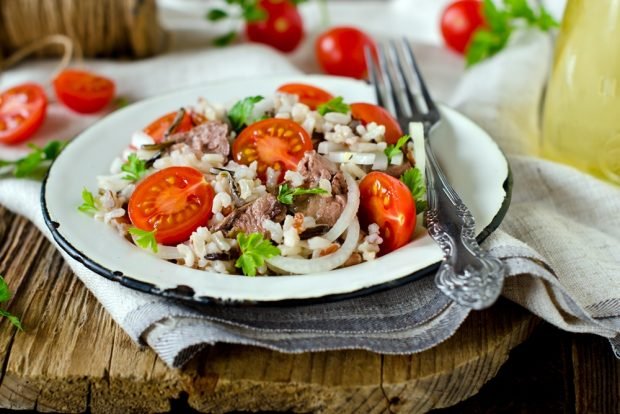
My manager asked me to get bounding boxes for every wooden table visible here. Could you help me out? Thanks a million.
[0,206,617,413]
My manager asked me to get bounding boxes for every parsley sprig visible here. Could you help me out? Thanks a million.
[0,275,23,331]
[228,96,264,131]
[400,167,427,213]
[235,232,281,276]
[384,134,410,164]
[121,153,148,182]
[0,140,67,180]
[277,183,328,205]
[128,227,159,253]
[78,188,99,216]
[317,97,350,116]
[467,0,559,66]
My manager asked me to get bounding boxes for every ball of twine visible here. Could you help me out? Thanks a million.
[0,0,166,63]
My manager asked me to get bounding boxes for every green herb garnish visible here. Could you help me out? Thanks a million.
[228,95,264,131]
[466,0,559,66]
[235,232,281,276]
[400,167,427,213]
[277,183,328,205]
[77,188,99,216]
[317,96,350,116]
[128,227,158,253]
[0,140,67,180]
[0,275,23,331]
[384,134,410,164]
[121,153,148,182]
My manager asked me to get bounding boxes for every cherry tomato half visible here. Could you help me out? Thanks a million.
[128,166,214,245]
[350,103,403,145]
[440,0,486,54]
[0,83,47,145]
[277,83,334,109]
[53,69,115,114]
[315,26,377,79]
[245,0,304,53]
[359,171,416,255]
[143,111,195,143]
[232,118,313,181]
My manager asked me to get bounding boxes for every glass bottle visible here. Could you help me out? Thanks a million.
[542,0,620,185]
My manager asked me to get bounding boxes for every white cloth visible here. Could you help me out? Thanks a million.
[2,0,618,367]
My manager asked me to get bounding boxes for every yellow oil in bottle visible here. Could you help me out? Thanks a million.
[542,0,620,185]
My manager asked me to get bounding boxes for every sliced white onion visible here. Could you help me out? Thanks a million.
[350,142,386,153]
[409,122,426,184]
[317,141,347,154]
[390,152,404,165]
[131,130,155,148]
[323,172,360,242]
[266,218,360,274]
[372,151,388,170]
[326,151,376,165]
[156,245,184,260]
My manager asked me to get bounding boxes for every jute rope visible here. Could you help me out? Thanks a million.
[0,0,165,60]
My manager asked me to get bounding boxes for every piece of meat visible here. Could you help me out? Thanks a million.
[341,252,363,268]
[296,151,346,195]
[211,194,286,237]
[292,194,346,227]
[384,159,413,179]
[167,121,230,158]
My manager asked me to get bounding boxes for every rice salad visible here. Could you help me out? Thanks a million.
[79,83,427,276]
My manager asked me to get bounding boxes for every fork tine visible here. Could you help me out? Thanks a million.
[379,43,412,126]
[389,39,422,119]
[364,46,384,108]
[401,38,437,113]
[376,44,397,116]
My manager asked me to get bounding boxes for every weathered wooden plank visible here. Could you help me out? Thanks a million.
[0,206,539,413]
[572,334,620,414]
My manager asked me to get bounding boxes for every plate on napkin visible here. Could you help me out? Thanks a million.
[41,75,511,305]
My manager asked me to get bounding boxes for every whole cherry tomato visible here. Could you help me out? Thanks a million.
[276,83,334,109]
[245,0,304,53]
[358,171,416,255]
[440,0,486,54]
[128,166,214,245]
[350,103,403,145]
[315,26,377,79]
[53,69,115,114]
[0,83,47,145]
[232,118,313,181]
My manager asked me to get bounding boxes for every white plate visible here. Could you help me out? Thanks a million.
[42,75,510,304]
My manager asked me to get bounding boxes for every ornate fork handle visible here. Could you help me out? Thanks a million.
[424,140,505,310]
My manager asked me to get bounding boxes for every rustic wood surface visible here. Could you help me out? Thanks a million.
[2,204,615,414]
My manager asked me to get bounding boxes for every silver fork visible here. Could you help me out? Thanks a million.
[365,39,505,310]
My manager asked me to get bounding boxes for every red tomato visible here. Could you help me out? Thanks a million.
[143,111,195,143]
[276,83,334,109]
[440,0,486,54]
[128,166,214,245]
[350,103,403,145]
[0,83,47,145]
[358,171,416,255]
[53,69,115,114]
[245,0,304,53]
[232,118,313,181]
[315,27,377,79]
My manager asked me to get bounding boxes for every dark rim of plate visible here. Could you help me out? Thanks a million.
[40,128,513,308]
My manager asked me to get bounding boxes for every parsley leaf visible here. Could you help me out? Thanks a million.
[317,96,350,116]
[121,153,148,182]
[206,8,229,21]
[0,275,23,331]
[277,183,328,205]
[400,167,427,213]
[466,0,558,67]
[242,5,267,22]
[113,96,130,109]
[78,188,99,216]
[235,233,281,276]
[214,30,238,47]
[0,140,68,180]
[128,227,159,253]
[384,134,410,164]
[228,95,264,131]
